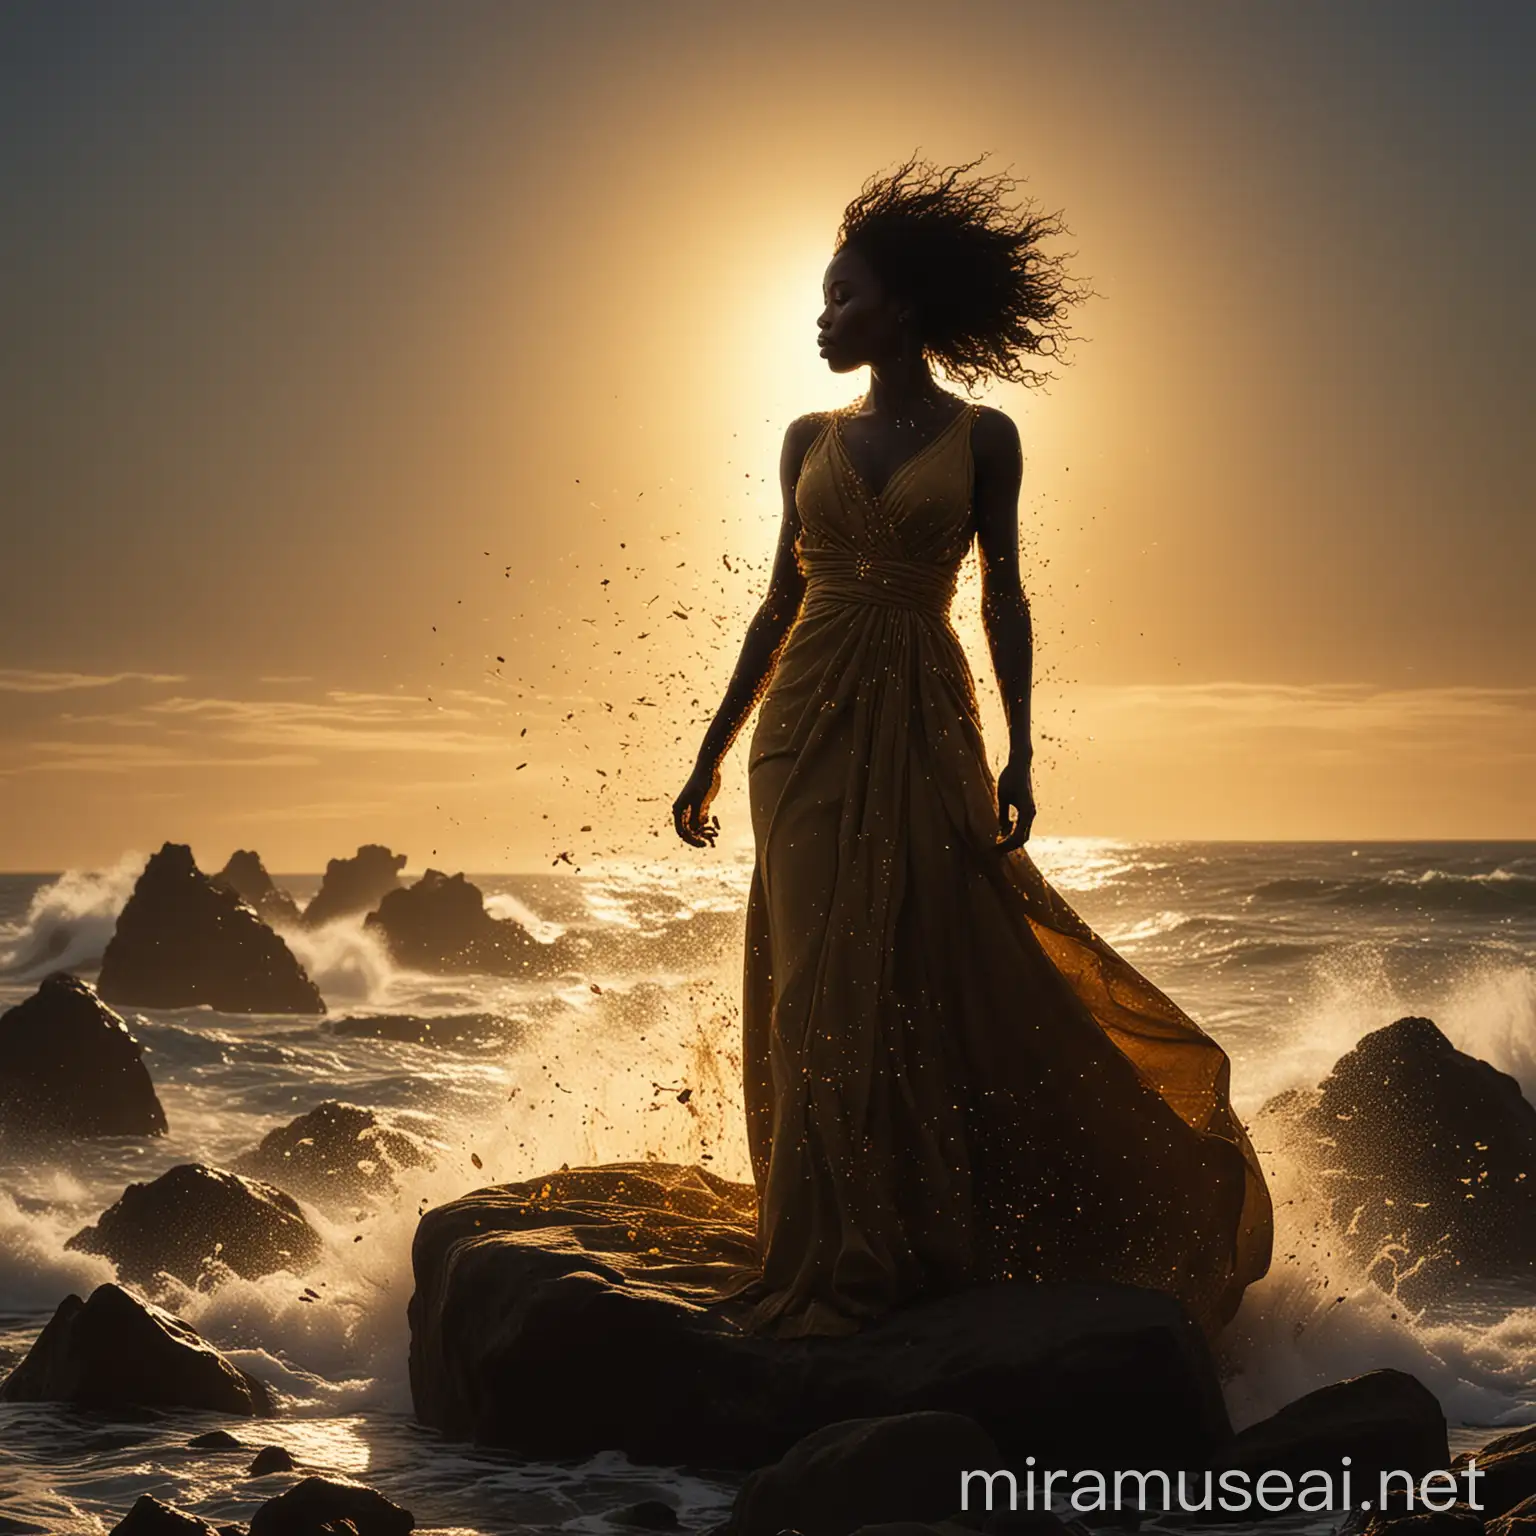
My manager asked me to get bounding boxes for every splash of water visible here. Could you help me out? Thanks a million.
[0,853,145,979]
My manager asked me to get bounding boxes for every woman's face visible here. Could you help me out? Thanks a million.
[817,245,909,373]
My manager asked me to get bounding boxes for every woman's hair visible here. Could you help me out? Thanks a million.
[835,153,1091,391]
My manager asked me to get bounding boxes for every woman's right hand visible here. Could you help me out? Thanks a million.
[672,760,722,848]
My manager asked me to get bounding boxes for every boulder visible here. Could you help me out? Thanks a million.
[109,1497,221,1536]
[0,1282,274,1415]
[188,1429,246,1449]
[98,843,325,1015]
[408,1161,1232,1470]
[1210,1369,1447,1517]
[248,1477,413,1536]
[66,1163,323,1286]
[730,1412,1002,1536]
[234,1100,430,1210]
[303,845,408,929]
[248,1443,296,1475]
[1490,1493,1536,1536]
[364,869,567,975]
[0,972,167,1141]
[1453,1446,1536,1521]
[1254,1016,1536,1300]
[215,850,302,928]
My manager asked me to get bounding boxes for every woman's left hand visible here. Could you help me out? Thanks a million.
[995,755,1035,851]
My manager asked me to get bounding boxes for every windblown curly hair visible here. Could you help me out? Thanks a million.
[835,153,1091,391]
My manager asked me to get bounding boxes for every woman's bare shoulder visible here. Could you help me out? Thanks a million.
[780,411,835,479]
[969,402,1021,460]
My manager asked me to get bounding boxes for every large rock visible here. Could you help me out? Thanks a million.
[66,1162,323,1286]
[0,1282,274,1414]
[98,843,325,1015]
[1208,1369,1448,1518]
[364,869,568,975]
[1255,1016,1536,1300]
[234,1100,430,1210]
[249,1477,414,1536]
[0,972,167,1141]
[214,849,302,928]
[303,844,408,929]
[110,1496,221,1535]
[730,1412,1002,1536]
[408,1161,1232,1470]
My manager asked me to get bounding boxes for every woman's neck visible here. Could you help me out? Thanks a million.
[860,354,947,421]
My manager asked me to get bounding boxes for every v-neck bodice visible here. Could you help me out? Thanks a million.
[792,402,979,619]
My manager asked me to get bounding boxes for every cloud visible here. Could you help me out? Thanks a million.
[0,669,187,694]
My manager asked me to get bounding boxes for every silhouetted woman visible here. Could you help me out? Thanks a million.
[673,157,1272,1340]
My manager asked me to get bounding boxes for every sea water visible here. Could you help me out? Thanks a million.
[0,840,1533,1533]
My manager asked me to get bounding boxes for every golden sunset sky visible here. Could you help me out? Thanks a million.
[0,1,1531,871]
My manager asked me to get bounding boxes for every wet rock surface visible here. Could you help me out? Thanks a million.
[66,1162,323,1286]
[1255,1015,1536,1301]
[234,1100,430,1210]
[302,845,408,929]
[0,972,167,1141]
[98,843,324,1015]
[0,1283,274,1416]
[364,869,569,975]
[408,1161,1232,1470]
[214,850,302,929]
[247,1476,414,1535]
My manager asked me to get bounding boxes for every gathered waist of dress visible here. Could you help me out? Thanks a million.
[796,547,958,618]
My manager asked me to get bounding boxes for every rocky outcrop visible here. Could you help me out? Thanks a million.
[234,1100,430,1210]
[248,1477,414,1535]
[730,1412,1002,1536]
[0,1282,274,1415]
[66,1162,323,1286]
[98,843,325,1015]
[109,1496,222,1535]
[0,972,167,1141]
[1212,1369,1448,1517]
[408,1161,1232,1470]
[1254,1016,1536,1300]
[303,844,408,929]
[214,849,302,928]
[364,869,568,975]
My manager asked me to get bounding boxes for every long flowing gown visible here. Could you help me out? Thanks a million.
[708,400,1274,1341]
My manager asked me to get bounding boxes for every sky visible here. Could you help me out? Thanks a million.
[0,0,1531,872]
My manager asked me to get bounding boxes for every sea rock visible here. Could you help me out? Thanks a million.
[248,1443,296,1475]
[98,843,325,1015]
[607,1501,680,1530]
[248,1477,414,1536]
[730,1412,1002,1536]
[1489,1492,1536,1536]
[1210,1369,1447,1518]
[0,1282,274,1415]
[215,850,302,928]
[408,1161,1232,1470]
[1254,1016,1536,1301]
[188,1429,246,1449]
[234,1100,431,1210]
[109,1496,221,1536]
[66,1162,323,1286]
[364,869,567,975]
[303,845,408,929]
[0,972,167,1141]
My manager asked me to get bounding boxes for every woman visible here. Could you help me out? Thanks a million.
[672,157,1272,1342]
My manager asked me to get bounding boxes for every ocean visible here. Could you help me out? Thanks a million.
[0,839,1533,1533]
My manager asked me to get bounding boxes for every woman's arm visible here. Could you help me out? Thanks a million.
[972,405,1037,851]
[671,414,821,847]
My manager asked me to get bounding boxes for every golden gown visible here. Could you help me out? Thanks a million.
[712,400,1273,1340]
